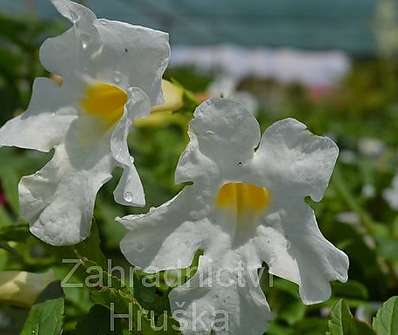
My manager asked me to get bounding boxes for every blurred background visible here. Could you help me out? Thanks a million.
[0,1,398,334]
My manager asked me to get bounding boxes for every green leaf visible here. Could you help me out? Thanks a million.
[278,300,306,325]
[72,304,124,335]
[0,223,29,242]
[0,167,19,213]
[328,299,375,335]
[372,296,398,335]
[332,280,369,300]
[0,206,13,227]
[294,318,329,335]
[57,221,106,271]
[95,197,127,249]
[375,237,398,262]
[20,282,64,335]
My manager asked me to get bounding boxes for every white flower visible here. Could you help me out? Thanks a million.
[361,184,376,199]
[383,175,398,210]
[0,271,55,307]
[339,149,358,165]
[358,137,385,157]
[336,211,360,225]
[0,0,170,246]
[209,76,259,116]
[119,99,349,334]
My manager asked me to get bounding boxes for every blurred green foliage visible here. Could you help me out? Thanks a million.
[0,12,397,335]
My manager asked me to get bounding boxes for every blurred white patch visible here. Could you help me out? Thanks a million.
[383,175,398,210]
[208,76,259,115]
[361,184,376,199]
[358,137,385,157]
[336,211,360,225]
[172,45,351,86]
[340,150,358,165]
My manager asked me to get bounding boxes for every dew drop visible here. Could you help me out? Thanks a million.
[124,192,133,203]
[34,171,46,180]
[99,19,107,26]
[70,11,79,23]
[206,130,215,136]
[80,33,91,50]
[113,71,122,84]
[135,241,144,251]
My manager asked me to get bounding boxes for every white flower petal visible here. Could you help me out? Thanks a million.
[21,117,114,246]
[93,19,170,105]
[176,98,260,184]
[256,118,339,202]
[41,0,170,105]
[170,252,272,335]
[0,271,55,307]
[0,78,77,152]
[191,99,260,163]
[111,88,150,207]
[51,0,96,23]
[40,1,98,79]
[0,0,171,246]
[254,203,349,304]
[175,133,220,185]
[120,187,218,272]
[120,99,347,333]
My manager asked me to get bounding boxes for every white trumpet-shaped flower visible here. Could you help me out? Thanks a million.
[0,0,170,246]
[119,99,349,334]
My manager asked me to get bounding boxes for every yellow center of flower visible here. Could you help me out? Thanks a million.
[215,182,271,215]
[79,82,127,125]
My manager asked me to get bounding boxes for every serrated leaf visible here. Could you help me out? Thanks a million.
[372,296,398,335]
[328,299,375,335]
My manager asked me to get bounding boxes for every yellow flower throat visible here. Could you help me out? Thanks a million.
[80,82,127,125]
[216,182,271,216]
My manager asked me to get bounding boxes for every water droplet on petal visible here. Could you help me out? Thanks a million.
[135,241,144,252]
[80,33,91,50]
[99,19,107,26]
[124,192,133,203]
[113,71,122,84]
[206,130,215,136]
[70,11,79,23]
